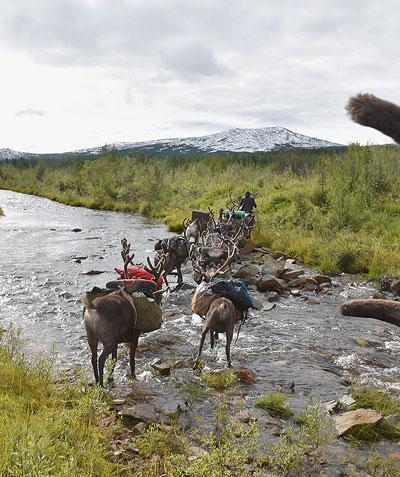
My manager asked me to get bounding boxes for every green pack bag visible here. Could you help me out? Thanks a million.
[131,292,162,333]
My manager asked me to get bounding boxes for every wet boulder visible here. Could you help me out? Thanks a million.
[288,276,318,288]
[261,256,285,277]
[118,404,157,424]
[334,408,382,436]
[313,275,332,285]
[266,291,279,302]
[233,264,261,280]
[282,269,305,281]
[257,275,286,292]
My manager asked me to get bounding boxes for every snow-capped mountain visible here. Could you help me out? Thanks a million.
[0,148,32,160]
[0,127,342,160]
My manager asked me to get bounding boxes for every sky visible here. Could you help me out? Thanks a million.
[0,0,399,153]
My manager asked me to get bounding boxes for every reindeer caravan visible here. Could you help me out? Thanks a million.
[82,192,258,385]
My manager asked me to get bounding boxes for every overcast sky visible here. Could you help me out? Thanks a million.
[0,0,399,152]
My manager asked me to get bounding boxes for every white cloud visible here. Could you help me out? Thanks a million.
[0,0,399,151]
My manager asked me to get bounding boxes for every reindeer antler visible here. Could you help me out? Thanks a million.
[121,238,135,279]
[146,255,166,281]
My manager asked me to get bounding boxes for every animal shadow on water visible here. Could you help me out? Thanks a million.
[193,297,241,370]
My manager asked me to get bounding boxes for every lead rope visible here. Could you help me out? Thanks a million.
[235,309,248,344]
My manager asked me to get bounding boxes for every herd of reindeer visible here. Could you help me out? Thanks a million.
[84,92,400,386]
[83,195,256,386]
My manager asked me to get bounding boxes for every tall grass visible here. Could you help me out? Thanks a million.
[0,329,120,476]
[1,144,400,277]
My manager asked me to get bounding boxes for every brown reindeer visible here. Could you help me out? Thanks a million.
[83,241,165,386]
[193,297,242,369]
[154,236,189,287]
[191,242,242,369]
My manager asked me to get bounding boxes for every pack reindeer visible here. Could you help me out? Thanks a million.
[183,208,216,244]
[190,241,242,368]
[83,239,165,386]
[153,235,189,287]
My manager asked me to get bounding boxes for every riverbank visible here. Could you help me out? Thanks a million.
[1,144,400,278]
[2,326,400,477]
[2,190,400,475]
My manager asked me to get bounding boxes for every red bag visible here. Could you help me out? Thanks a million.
[114,265,163,289]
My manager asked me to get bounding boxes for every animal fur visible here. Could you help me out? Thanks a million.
[340,299,400,327]
[346,93,400,144]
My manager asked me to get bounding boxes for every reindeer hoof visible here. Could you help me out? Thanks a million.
[192,362,199,370]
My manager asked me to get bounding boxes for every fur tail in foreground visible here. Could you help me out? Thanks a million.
[340,299,400,327]
[346,93,400,144]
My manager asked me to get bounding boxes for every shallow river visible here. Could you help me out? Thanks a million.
[1,189,400,406]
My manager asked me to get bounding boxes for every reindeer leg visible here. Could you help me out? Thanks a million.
[176,264,183,288]
[163,272,170,289]
[193,326,209,369]
[98,342,115,387]
[225,328,234,368]
[85,323,99,384]
[107,347,118,383]
[129,330,140,378]
[210,331,215,349]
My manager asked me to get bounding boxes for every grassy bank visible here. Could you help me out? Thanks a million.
[0,329,120,476]
[1,145,400,277]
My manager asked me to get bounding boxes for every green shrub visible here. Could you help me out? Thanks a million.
[201,370,237,391]
[255,390,294,419]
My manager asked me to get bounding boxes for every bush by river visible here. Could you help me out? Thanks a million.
[1,144,400,277]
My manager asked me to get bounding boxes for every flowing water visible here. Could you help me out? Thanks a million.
[1,190,400,394]
[1,189,400,472]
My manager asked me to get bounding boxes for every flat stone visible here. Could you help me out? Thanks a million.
[82,270,106,275]
[158,400,187,418]
[282,270,305,281]
[111,398,126,406]
[234,368,256,384]
[334,408,382,436]
[236,410,252,423]
[307,296,320,304]
[313,275,332,285]
[261,256,285,277]
[150,360,171,376]
[291,289,302,297]
[289,276,318,288]
[266,291,279,302]
[118,404,157,423]
[257,275,286,292]
[233,264,260,279]
[188,446,208,461]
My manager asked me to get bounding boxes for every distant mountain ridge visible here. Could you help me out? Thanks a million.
[0,127,343,160]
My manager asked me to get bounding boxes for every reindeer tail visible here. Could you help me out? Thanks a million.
[346,93,400,144]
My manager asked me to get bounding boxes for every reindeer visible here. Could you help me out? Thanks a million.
[193,297,242,369]
[183,208,215,243]
[83,240,165,386]
[190,242,243,368]
[153,236,189,287]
